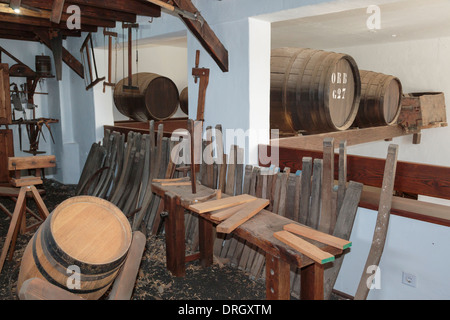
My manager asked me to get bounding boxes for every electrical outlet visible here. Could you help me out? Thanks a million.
[402,272,417,287]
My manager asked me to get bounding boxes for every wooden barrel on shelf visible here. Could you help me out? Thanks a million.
[271,47,361,134]
[114,73,179,122]
[354,70,403,128]
[35,55,52,76]
[17,196,132,300]
[179,87,189,115]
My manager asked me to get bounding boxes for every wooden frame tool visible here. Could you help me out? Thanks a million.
[0,155,55,274]
[80,33,105,90]
[103,29,118,92]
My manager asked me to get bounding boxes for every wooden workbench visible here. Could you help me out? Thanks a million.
[151,181,343,300]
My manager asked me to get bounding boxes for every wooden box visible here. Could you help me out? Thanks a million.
[398,92,447,132]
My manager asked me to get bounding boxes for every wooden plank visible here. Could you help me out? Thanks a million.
[355,144,399,300]
[225,145,237,196]
[235,147,244,195]
[0,129,13,184]
[260,144,450,201]
[216,198,269,234]
[242,165,253,194]
[188,194,257,214]
[283,224,351,250]
[274,125,408,151]
[0,64,11,125]
[360,189,450,227]
[299,157,312,224]
[8,155,55,171]
[107,231,146,300]
[210,202,249,222]
[320,138,334,234]
[323,180,363,300]
[277,168,290,216]
[307,159,322,229]
[273,231,335,265]
[336,141,347,216]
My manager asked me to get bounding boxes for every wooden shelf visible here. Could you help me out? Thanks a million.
[273,123,447,151]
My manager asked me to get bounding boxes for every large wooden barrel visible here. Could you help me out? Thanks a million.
[114,72,179,122]
[354,70,403,127]
[179,87,189,115]
[17,196,132,300]
[271,47,361,134]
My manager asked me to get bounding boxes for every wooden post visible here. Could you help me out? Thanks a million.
[265,253,290,300]
[319,138,335,234]
[198,218,214,268]
[164,192,186,277]
[301,263,324,300]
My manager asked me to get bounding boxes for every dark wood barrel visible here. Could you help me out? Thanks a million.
[354,70,402,127]
[179,87,188,115]
[35,55,52,77]
[271,47,361,134]
[114,73,179,122]
[17,196,132,300]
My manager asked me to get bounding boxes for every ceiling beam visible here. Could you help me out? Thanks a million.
[0,29,39,42]
[0,11,98,32]
[0,21,80,37]
[66,0,160,17]
[4,0,137,23]
[0,4,116,28]
[50,0,65,24]
[171,0,228,72]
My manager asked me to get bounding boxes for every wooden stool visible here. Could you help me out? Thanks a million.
[0,155,55,273]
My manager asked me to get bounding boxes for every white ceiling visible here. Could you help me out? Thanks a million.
[271,0,450,49]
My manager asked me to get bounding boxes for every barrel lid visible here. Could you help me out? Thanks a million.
[49,196,132,265]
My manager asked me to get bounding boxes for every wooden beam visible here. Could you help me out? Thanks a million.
[0,12,97,32]
[0,21,80,37]
[66,0,160,17]
[171,0,229,72]
[0,29,39,41]
[0,3,115,27]
[34,29,84,79]
[50,0,65,23]
[275,125,408,151]
[9,0,137,23]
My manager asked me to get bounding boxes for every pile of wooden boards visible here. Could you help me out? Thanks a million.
[185,131,364,299]
[76,121,175,232]
[76,123,365,299]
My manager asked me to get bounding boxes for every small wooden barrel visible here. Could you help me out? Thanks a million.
[271,47,361,134]
[179,87,189,115]
[35,55,52,76]
[17,196,132,300]
[354,70,402,128]
[114,72,179,122]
